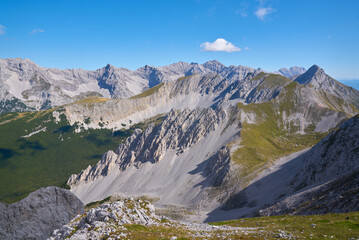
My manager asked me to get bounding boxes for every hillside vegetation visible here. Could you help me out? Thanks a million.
[0,108,164,203]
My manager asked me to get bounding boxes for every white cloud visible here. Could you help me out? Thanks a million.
[254,7,273,20]
[29,28,44,35]
[244,47,250,50]
[200,38,241,52]
[0,25,6,35]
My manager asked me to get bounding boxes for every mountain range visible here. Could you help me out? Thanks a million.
[0,58,311,114]
[1,58,359,239]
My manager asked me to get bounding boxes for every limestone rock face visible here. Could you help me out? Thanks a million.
[0,186,84,240]
[68,107,227,186]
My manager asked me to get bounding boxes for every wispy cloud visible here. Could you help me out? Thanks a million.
[254,7,274,20]
[244,47,250,50]
[29,28,44,35]
[200,38,241,52]
[236,2,249,17]
[0,25,6,35]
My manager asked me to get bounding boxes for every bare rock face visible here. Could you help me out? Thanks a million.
[68,107,227,186]
[0,186,84,240]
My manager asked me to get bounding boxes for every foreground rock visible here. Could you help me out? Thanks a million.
[0,186,84,240]
[50,197,256,240]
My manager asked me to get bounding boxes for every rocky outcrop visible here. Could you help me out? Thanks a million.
[50,198,159,239]
[0,186,84,240]
[50,197,245,240]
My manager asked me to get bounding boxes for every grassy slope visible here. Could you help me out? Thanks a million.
[0,108,164,203]
[211,211,359,240]
[68,210,359,239]
[129,83,164,99]
[230,82,348,182]
[252,73,291,90]
[113,212,359,239]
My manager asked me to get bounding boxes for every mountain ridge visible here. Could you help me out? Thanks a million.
[0,57,312,114]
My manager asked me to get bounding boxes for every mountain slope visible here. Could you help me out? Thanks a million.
[260,115,359,216]
[206,114,359,221]
[66,74,358,219]
[0,107,165,203]
[68,107,236,209]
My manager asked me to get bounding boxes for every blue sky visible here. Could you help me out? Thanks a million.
[0,0,358,80]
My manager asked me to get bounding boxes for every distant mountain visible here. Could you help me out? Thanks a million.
[275,66,306,80]
[0,58,260,114]
[294,65,359,108]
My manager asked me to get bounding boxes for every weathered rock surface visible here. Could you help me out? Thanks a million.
[0,186,84,240]
[50,198,160,239]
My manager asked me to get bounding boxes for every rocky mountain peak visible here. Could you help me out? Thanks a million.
[275,66,306,80]
[203,60,226,72]
[294,64,326,85]
[103,63,118,72]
